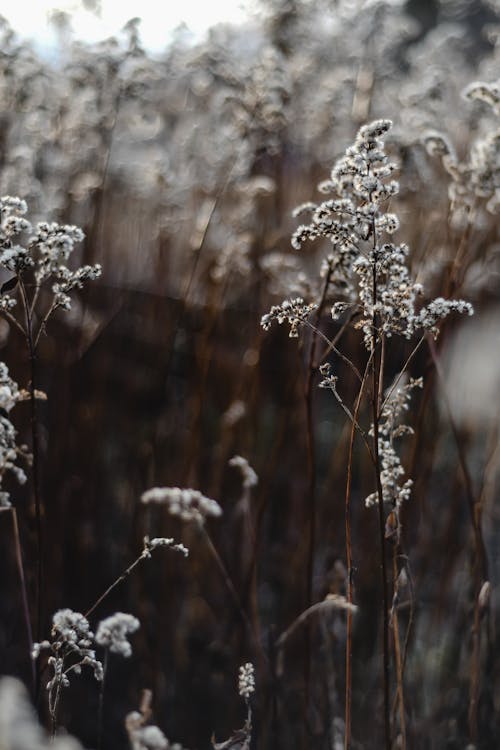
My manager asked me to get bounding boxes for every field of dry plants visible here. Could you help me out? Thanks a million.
[0,1,499,748]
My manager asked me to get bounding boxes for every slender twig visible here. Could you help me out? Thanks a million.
[303,270,333,713]
[97,649,109,750]
[84,552,146,620]
[200,525,268,671]
[380,335,426,413]
[391,550,406,750]
[18,275,44,651]
[305,269,332,612]
[0,308,27,337]
[277,597,358,651]
[370,222,391,750]
[304,320,363,383]
[1,507,36,693]
[344,355,371,750]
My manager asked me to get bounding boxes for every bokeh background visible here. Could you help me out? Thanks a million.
[0,1,499,748]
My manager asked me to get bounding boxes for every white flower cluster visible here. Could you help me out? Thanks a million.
[0,197,32,279]
[365,378,423,525]
[262,120,473,349]
[0,362,28,507]
[0,195,101,314]
[33,607,142,717]
[51,264,103,311]
[141,487,222,524]
[228,455,258,489]
[424,79,500,218]
[238,662,255,700]
[32,609,104,718]
[95,612,140,657]
[141,536,189,558]
[126,711,169,750]
[260,297,317,338]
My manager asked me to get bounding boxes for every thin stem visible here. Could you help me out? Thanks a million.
[97,649,109,750]
[18,276,44,651]
[344,355,371,750]
[277,597,357,651]
[391,550,406,750]
[303,269,332,712]
[0,308,27,337]
[305,270,331,611]
[34,300,58,350]
[84,552,145,620]
[380,335,426,413]
[370,228,391,750]
[325,380,374,462]
[1,507,36,693]
[304,320,363,383]
[201,525,268,672]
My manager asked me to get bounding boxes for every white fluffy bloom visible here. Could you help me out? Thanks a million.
[141,536,189,558]
[261,297,317,338]
[95,613,140,657]
[264,121,473,350]
[141,487,222,524]
[0,364,28,507]
[238,663,255,699]
[125,708,169,750]
[32,609,103,719]
[229,456,258,489]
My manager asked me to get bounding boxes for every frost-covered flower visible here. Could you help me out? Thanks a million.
[0,363,28,507]
[51,264,102,311]
[95,613,140,657]
[263,120,472,349]
[141,536,189,558]
[364,377,423,527]
[238,663,255,700]
[229,456,258,489]
[0,197,102,329]
[424,79,500,219]
[141,487,222,524]
[32,609,103,722]
[126,712,169,750]
[261,297,317,338]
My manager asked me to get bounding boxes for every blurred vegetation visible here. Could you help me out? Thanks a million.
[0,1,499,748]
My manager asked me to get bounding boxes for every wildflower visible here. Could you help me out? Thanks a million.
[228,456,258,489]
[32,609,103,723]
[0,363,29,507]
[364,377,423,522]
[141,536,189,558]
[260,297,317,338]
[238,663,255,700]
[126,711,169,750]
[424,80,500,219]
[0,197,102,328]
[263,120,472,349]
[141,487,222,524]
[95,613,140,657]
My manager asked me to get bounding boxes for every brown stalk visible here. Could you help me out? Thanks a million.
[18,275,44,651]
[370,222,391,750]
[391,550,406,750]
[0,507,36,693]
[344,355,371,750]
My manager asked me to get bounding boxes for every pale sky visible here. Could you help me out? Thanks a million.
[1,0,253,52]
